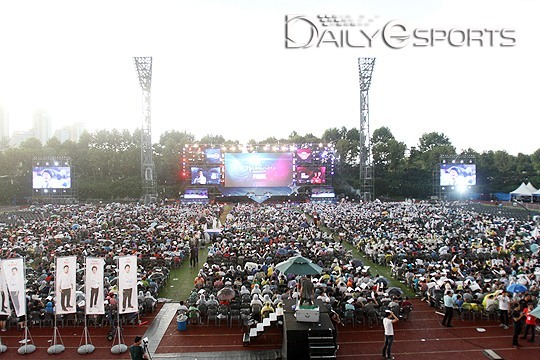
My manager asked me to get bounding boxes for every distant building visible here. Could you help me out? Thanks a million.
[10,130,34,147]
[53,122,85,143]
[33,110,52,145]
[0,107,8,140]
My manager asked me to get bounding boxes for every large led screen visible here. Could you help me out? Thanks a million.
[184,188,209,199]
[32,167,71,189]
[311,187,335,198]
[224,153,293,187]
[296,148,312,163]
[440,164,476,186]
[296,166,326,184]
[191,167,221,185]
[205,148,222,164]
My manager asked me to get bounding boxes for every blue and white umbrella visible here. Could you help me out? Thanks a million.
[506,283,527,293]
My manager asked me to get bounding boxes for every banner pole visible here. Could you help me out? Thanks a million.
[111,256,127,354]
[78,257,95,354]
[18,257,36,354]
[0,259,7,353]
[47,256,65,354]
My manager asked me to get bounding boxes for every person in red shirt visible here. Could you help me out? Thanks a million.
[521,302,537,343]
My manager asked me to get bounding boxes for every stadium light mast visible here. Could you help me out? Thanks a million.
[358,57,375,202]
[134,56,157,204]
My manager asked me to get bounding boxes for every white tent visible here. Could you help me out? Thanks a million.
[526,182,538,193]
[511,183,535,202]
[511,183,534,196]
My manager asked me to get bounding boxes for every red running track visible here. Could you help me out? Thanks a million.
[0,307,160,360]
[155,298,540,360]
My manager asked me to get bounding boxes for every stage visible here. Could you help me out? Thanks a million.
[281,299,336,360]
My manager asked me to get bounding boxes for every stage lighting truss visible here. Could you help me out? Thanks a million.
[439,154,476,165]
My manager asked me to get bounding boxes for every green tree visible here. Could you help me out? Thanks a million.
[371,127,407,198]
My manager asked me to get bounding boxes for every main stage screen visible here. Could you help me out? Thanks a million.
[440,164,476,186]
[224,153,293,187]
[32,167,71,189]
[296,166,326,184]
[191,167,221,185]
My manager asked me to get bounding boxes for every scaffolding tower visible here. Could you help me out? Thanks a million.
[358,57,375,202]
[134,57,158,204]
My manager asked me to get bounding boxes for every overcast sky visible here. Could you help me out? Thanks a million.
[0,0,538,155]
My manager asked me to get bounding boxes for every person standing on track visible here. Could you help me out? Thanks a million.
[512,302,525,348]
[382,309,399,360]
[441,290,455,327]
[497,290,510,330]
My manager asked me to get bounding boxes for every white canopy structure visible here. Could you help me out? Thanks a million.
[511,183,534,196]
[526,182,537,193]
[510,182,534,202]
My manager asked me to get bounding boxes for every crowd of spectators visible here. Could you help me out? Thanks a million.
[305,200,540,327]
[1,198,539,336]
[185,203,418,328]
[0,202,222,331]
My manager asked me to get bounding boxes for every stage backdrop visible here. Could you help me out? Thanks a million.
[0,263,12,316]
[2,258,26,317]
[224,153,293,187]
[85,257,105,315]
[55,256,77,315]
[118,256,138,314]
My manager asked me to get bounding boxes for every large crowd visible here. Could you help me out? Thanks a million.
[184,200,540,332]
[305,200,540,324]
[0,199,539,336]
[0,202,222,330]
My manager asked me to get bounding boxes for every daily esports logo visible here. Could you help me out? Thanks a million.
[285,14,516,49]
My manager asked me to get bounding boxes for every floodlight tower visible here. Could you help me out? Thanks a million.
[358,57,375,202]
[134,57,157,204]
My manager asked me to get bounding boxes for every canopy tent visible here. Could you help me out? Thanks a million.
[511,183,534,196]
[526,182,537,193]
[510,182,534,202]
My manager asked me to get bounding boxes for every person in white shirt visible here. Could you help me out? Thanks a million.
[382,310,399,360]
[497,290,510,329]
[193,170,207,184]
[442,290,455,327]
[8,267,22,315]
[88,265,101,309]
[121,264,135,312]
[59,265,74,311]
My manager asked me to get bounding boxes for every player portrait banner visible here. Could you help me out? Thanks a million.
[85,257,105,315]
[55,256,77,315]
[2,258,26,317]
[118,255,138,314]
[0,261,13,316]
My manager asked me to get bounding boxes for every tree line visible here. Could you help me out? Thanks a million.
[0,127,539,205]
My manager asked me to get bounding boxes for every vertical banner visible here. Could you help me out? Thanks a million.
[55,256,77,315]
[2,258,26,317]
[0,262,12,316]
[118,256,138,314]
[85,257,105,315]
